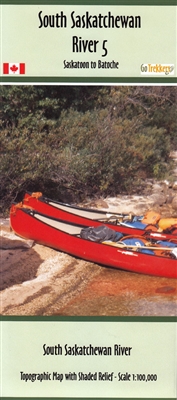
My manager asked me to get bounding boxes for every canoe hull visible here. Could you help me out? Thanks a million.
[10,206,177,279]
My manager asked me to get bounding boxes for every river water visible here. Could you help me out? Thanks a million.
[56,264,177,317]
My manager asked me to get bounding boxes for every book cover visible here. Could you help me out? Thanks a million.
[0,1,176,399]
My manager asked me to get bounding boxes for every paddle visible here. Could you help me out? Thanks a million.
[100,213,134,223]
[102,240,176,252]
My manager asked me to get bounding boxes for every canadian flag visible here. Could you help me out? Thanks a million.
[3,63,25,75]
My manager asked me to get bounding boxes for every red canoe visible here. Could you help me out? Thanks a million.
[10,204,177,278]
[22,192,177,242]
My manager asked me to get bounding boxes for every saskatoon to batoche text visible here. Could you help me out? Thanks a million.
[63,60,119,69]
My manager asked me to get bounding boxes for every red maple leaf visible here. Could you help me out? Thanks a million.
[10,64,18,73]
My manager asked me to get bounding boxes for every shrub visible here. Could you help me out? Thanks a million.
[0,86,176,215]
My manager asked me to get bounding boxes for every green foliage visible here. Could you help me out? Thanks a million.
[0,85,176,215]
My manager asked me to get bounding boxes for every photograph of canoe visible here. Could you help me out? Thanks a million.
[10,202,177,278]
[1,85,177,316]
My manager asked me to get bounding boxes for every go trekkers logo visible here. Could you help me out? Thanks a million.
[141,63,174,76]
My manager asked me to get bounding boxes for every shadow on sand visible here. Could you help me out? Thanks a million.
[1,237,42,291]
